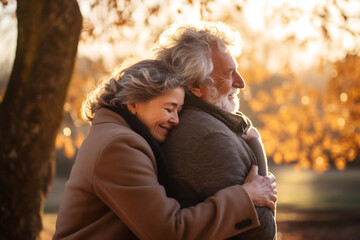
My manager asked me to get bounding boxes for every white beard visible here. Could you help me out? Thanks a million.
[205,85,240,113]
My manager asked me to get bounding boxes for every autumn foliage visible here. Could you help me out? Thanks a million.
[241,55,360,173]
[49,0,360,173]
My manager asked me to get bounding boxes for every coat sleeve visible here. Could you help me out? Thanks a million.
[92,133,259,240]
[246,137,268,177]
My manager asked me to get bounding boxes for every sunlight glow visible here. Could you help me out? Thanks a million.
[243,0,266,32]
[315,156,324,166]
[63,127,72,137]
[313,155,330,173]
[301,95,310,105]
[340,92,348,102]
[337,117,345,127]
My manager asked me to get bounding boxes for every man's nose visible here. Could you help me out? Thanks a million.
[233,71,246,89]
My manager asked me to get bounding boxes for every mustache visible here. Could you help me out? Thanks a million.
[228,88,239,96]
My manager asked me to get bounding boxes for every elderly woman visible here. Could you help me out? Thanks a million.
[53,59,259,240]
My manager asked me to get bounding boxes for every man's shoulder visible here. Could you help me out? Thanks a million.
[178,108,228,131]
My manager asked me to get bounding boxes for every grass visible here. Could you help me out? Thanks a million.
[42,165,360,239]
[272,165,360,212]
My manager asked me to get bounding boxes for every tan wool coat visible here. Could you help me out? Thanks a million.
[53,108,259,240]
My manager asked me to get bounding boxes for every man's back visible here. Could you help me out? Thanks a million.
[162,107,276,239]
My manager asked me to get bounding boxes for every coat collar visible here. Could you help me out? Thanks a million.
[184,94,252,136]
[92,108,130,128]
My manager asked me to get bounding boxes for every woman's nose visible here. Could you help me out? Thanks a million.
[169,112,179,126]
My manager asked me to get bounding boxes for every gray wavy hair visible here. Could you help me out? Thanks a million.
[154,21,243,92]
[82,59,185,121]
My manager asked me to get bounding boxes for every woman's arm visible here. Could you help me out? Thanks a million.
[93,134,260,240]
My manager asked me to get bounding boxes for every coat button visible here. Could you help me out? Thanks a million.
[235,219,252,230]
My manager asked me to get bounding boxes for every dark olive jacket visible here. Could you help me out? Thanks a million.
[162,106,277,240]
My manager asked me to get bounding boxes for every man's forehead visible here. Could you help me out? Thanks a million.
[211,48,237,68]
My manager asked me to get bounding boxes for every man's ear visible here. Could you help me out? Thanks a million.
[189,85,203,97]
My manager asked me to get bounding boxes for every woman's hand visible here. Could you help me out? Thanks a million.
[242,165,277,211]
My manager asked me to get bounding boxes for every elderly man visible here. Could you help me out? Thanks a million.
[155,21,277,239]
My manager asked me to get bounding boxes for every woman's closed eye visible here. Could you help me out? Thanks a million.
[165,108,174,113]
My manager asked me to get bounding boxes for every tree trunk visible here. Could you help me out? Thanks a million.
[0,0,82,239]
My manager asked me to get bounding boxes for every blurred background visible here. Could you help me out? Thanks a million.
[1,0,360,239]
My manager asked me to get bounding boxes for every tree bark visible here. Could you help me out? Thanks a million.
[0,0,82,239]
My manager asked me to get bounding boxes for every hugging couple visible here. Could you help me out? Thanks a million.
[53,21,277,240]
